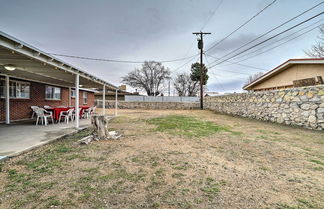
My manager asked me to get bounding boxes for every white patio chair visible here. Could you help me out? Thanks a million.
[58,108,74,124]
[82,107,91,119]
[73,108,83,121]
[44,105,52,109]
[91,106,97,115]
[31,106,39,119]
[35,108,54,126]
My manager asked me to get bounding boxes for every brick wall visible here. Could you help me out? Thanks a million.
[0,77,95,122]
[87,92,95,107]
[70,91,94,107]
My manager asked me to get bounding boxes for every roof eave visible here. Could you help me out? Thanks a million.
[242,58,324,90]
[0,31,117,90]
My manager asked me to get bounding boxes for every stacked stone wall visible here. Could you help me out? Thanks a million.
[204,85,324,130]
[96,101,200,110]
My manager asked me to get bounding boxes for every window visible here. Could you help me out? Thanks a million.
[0,79,4,98]
[45,85,61,100]
[0,78,30,99]
[71,89,76,97]
[83,91,88,104]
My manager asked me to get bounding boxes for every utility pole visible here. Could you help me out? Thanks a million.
[168,79,171,96]
[193,31,211,109]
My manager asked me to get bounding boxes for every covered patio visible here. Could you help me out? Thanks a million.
[0,31,118,158]
[0,118,91,159]
[0,31,117,127]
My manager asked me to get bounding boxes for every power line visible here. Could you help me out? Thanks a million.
[229,23,324,64]
[175,0,224,73]
[208,71,227,92]
[50,53,198,64]
[205,53,267,71]
[200,0,224,30]
[204,53,252,75]
[182,41,196,59]
[208,11,324,68]
[206,0,277,52]
[222,19,324,63]
[206,22,323,77]
[172,55,199,74]
[211,68,253,75]
[207,1,324,65]
[204,54,226,92]
[49,1,222,67]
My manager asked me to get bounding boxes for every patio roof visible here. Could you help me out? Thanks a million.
[0,31,117,89]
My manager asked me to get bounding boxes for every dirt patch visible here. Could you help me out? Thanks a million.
[0,109,323,209]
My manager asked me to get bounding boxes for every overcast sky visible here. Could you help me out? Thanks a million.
[0,0,323,94]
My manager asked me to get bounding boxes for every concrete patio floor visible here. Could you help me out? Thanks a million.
[0,119,91,159]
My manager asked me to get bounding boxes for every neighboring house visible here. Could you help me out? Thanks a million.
[243,58,324,91]
[204,91,220,97]
[0,31,116,126]
[94,89,139,101]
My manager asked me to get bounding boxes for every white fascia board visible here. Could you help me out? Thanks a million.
[289,59,324,64]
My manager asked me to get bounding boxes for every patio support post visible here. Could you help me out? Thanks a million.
[68,87,71,106]
[75,74,80,129]
[115,89,118,116]
[102,85,105,115]
[5,75,10,124]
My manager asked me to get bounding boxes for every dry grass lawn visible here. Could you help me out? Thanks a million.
[0,109,323,209]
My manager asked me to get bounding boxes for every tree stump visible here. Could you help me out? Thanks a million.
[91,115,113,140]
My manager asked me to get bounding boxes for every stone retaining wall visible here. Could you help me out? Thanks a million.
[204,85,324,130]
[97,101,200,110]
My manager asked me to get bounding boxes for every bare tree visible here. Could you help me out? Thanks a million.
[122,61,171,96]
[246,72,264,85]
[173,73,187,96]
[173,73,199,96]
[305,26,324,58]
[187,76,200,96]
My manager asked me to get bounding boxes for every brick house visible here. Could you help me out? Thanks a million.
[0,78,96,121]
[0,31,116,127]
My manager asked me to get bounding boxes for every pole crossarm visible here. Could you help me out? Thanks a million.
[192,32,212,35]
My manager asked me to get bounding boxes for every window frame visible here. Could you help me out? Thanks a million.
[71,89,76,98]
[45,85,61,100]
[0,78,30,99]
[83,91,88,104]
[0,78,4,98]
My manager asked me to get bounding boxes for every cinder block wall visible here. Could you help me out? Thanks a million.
[0,78,94,121]
[204,85,324,131]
